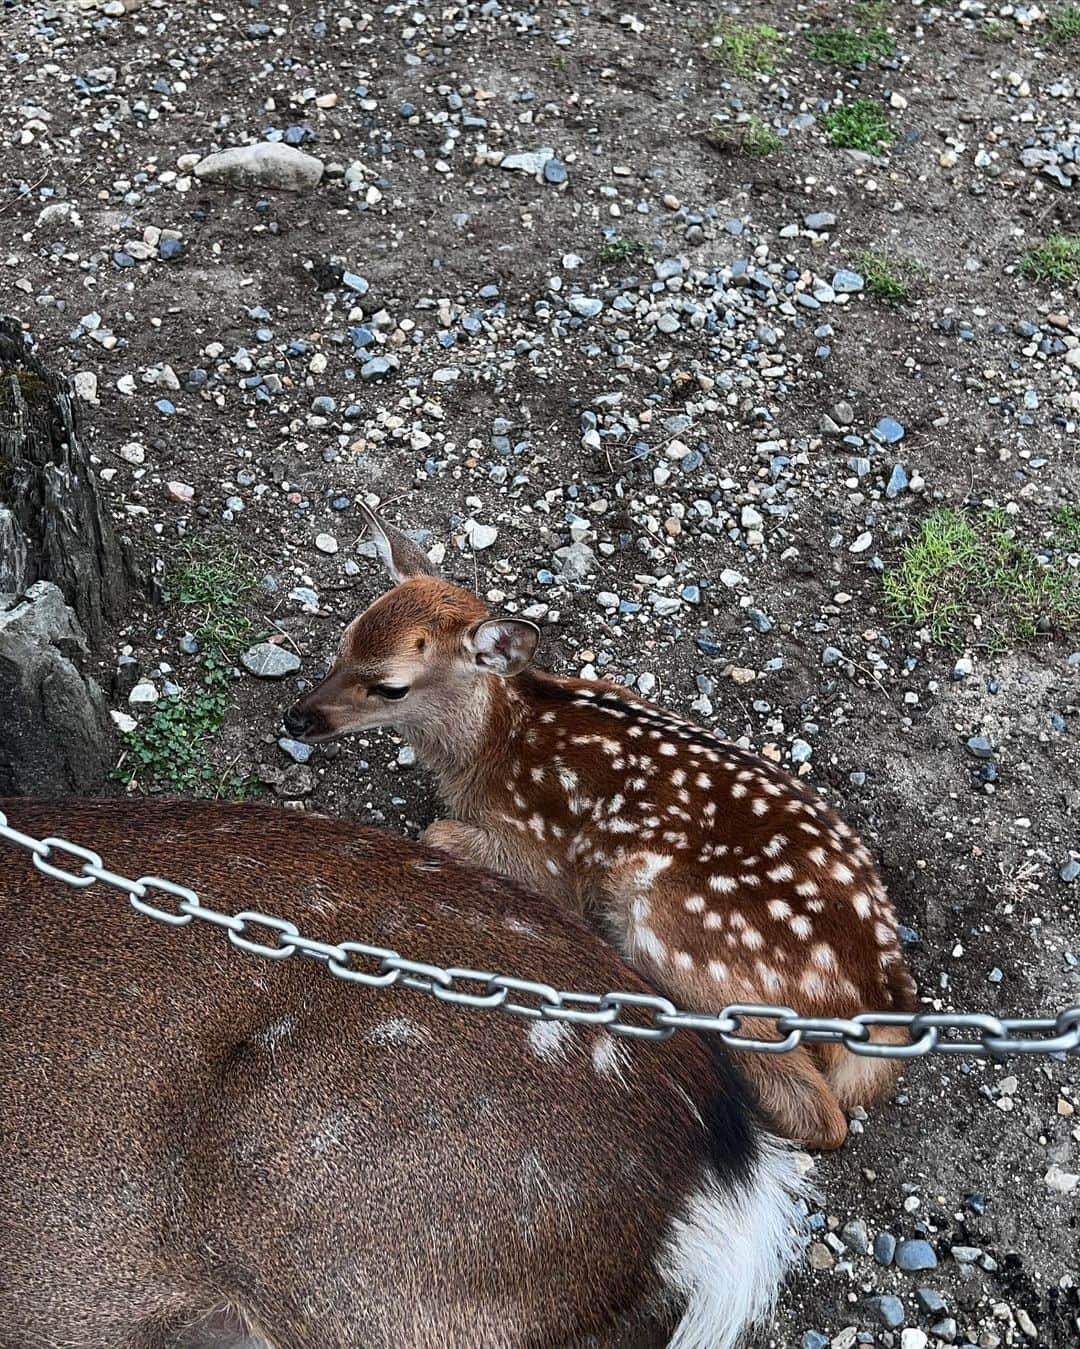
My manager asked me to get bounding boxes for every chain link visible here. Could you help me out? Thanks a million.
[2,811,1078,1060]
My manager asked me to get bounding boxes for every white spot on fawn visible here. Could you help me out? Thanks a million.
[709,875,737,894]
[528,1019,572,1061]
[790,915,813,940]
[766,863,794,884]
[592,1036,632,1086]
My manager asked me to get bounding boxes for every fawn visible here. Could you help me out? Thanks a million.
[2,797,809,1349]
[285,505,917,1151]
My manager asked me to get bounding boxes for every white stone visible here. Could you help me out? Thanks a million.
[128,679,158,706]
[315,533,339,554]
[465,520,498,550]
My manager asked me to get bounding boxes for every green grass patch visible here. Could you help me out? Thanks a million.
[809,25,896,67]
[118,544,262,798]
[982,17,1012,41]
[597,237,647,267]
[823,99,895,152]
[883,508,1080,649]
[706,115,781,156]
[857,248,914,303]
[1020,235,1080,285]
[706,19,782,74]
[1055,503,1080,545]
[172,546,256,649]
[115,655,259,799]
[1049,5,1080,40]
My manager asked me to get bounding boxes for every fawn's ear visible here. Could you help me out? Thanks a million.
[466,618,540,677]
[358,501,440,584]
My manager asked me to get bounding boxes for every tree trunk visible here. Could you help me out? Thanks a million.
[0,315,130,640]
[0,316,133,796]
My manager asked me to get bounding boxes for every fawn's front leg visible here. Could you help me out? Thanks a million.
[421,818,572,902]
[421,819,509,873]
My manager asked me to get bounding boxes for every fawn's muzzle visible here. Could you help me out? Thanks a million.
[282,705,314,739]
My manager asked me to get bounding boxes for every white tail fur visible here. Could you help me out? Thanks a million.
[660,1140,812,1349]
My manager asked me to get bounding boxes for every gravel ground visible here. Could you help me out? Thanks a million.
[2,0,1079,1344]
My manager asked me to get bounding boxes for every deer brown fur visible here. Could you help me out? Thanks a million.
[285,506,917,1152]
[0,798,809,1349]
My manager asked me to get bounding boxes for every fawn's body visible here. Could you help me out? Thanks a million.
[286,507,917,1150]
[1,798,809,1349]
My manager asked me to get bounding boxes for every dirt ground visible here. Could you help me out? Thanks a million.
[1,0,1078,1344]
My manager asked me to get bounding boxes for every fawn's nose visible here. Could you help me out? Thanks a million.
[282,705,313,739]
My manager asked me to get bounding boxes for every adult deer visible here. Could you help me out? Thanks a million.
[0,798,808,1349]
[285,505,917,1152]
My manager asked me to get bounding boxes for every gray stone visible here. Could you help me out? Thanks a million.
[241,642,301,678]
[840,1219,870,1253]
[556,541,598,580]
[0,582,110,794]
[278,737,314,764]
[870,1295,906,1329]
[896,1239,938,1272]
[569,295,603,319]
[832,269,865,294]
[1060,858,1080,883]
[194,142,325,192]
[804,211,837,230]
[500,147,555,175]
[915,1288,947,1315]
[874,1231,897,1265]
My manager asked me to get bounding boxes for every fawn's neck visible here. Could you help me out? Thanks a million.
[403,674,522,815]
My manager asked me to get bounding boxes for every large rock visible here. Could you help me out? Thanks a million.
[0,582,111,796]
[194,142,325,193]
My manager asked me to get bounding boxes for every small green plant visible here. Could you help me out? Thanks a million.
[1054,503,1080,545]
[822,99,895,152]
[982,17,1011,41]
[1020,235,1080,285]
[598,237,647,266]
[1049,5,1080,40]
[706,19,782,74]
[706,115,781,156]
[809,25,896,67]
[858,248,914,303]
[116,656,258,799]
[172,547,256,649]
[883,508,1080,649]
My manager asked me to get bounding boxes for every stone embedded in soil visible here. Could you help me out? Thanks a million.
[194,142,325,192]
[315,533,339,554]
[278,737,313,764]
[832,269,865,294]
[966,735,994,759]
[874,1231,897,1266]
[915,1288,947,1316]
[241,642,301,678]
[128,678,158,705]
[869,1296,905,1329]
[895,1239,938,1272]
[1059,858,1080,883]
[500,147,554,174]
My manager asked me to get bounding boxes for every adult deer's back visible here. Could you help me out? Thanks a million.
[0,799,808,1349]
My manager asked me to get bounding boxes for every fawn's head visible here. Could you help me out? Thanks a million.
[283,505,540,743]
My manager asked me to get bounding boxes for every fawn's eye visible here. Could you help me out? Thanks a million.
[373,683,410,701]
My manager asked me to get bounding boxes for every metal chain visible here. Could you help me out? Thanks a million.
[2,810,1078,1060]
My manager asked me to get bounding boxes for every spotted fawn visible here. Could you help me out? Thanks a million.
[285,505,917,1149]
